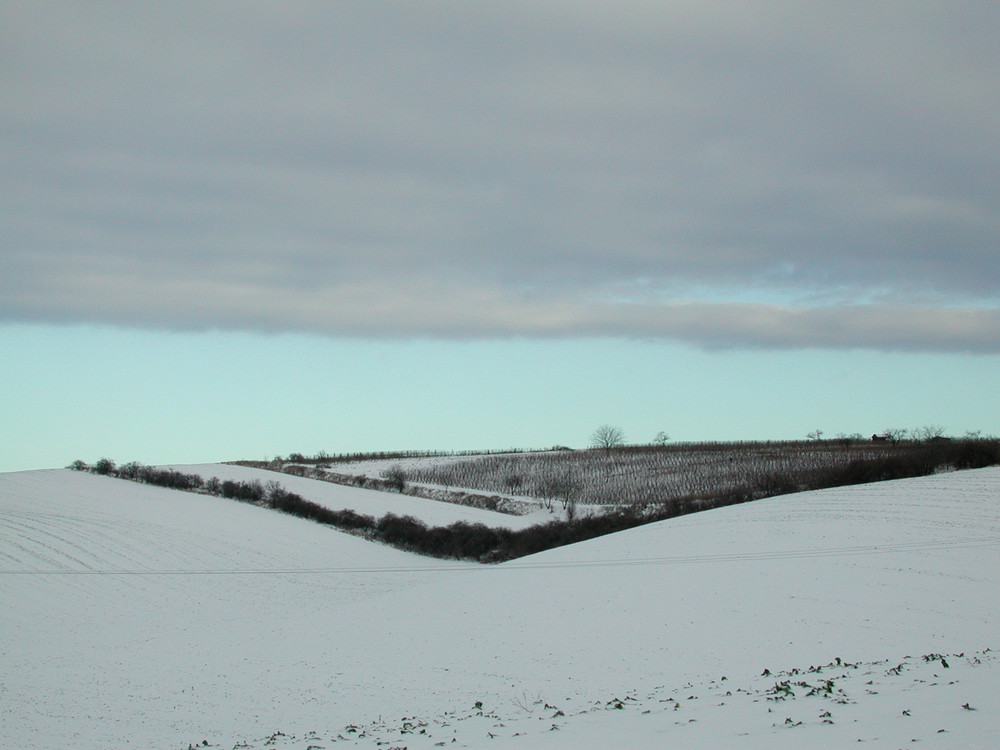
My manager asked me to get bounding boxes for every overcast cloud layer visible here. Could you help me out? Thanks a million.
[3,2,998,350]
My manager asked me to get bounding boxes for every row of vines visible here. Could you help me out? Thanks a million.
[400,440,1000,506]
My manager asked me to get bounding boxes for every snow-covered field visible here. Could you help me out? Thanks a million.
[169,462,553,528]
[2,465,998,748]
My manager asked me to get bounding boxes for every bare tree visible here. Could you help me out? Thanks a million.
[654,431,670,446]
[539,469,582,520]
[836,432,864,449]
[382,464,407,492]
[914,424,946,442]
[884,427,909,445]
[590,424,625,452]
[503,473,523,493]
[264,480,285,503]
[806,429,824,441]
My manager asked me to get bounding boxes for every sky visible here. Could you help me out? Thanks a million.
[2,2,999,471]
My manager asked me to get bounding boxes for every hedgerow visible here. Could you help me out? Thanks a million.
[68,437,999,563]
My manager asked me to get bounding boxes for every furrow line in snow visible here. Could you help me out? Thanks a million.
[4,535,996,575]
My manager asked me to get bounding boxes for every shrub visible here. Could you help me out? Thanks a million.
[118,461,142,480]
[948,439,1000,469]
[94,457,117,475]
[382,465,408,492]
[376,514,428,549]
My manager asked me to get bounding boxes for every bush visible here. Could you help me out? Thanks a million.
[948,439,1000,469]
[382,465,407,492]
[118,461,142,480]
[376,514,428,549]
[220,479,265,502]
[94,457,116,475]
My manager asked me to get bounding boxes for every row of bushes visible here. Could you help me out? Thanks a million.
[70,459,382,529]
[806,439,1000,489]
[71,458,206,490]
[67,457,680,561]
[69,439,1000,563]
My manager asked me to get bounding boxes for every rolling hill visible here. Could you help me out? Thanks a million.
[2,465,998,748]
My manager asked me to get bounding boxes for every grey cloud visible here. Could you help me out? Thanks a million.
[4,267,998,353]
[2,2,999,349]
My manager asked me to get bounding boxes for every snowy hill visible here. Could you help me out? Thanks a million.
[168,462,554,528]
[2,466,998,748]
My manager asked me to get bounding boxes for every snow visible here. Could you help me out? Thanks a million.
[169,462,555,528]
[2,465,998,749]
[302,454,606,518]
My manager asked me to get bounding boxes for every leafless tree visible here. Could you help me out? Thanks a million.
[383,464,407,492]
[884,427,909,445]
[914,424,946,442]
[836,433,864,449]
[539,469,582,520]
[590,424,625,452]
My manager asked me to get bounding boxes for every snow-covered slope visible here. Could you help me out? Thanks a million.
[170,462,553,528]
[2,466,998,748]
